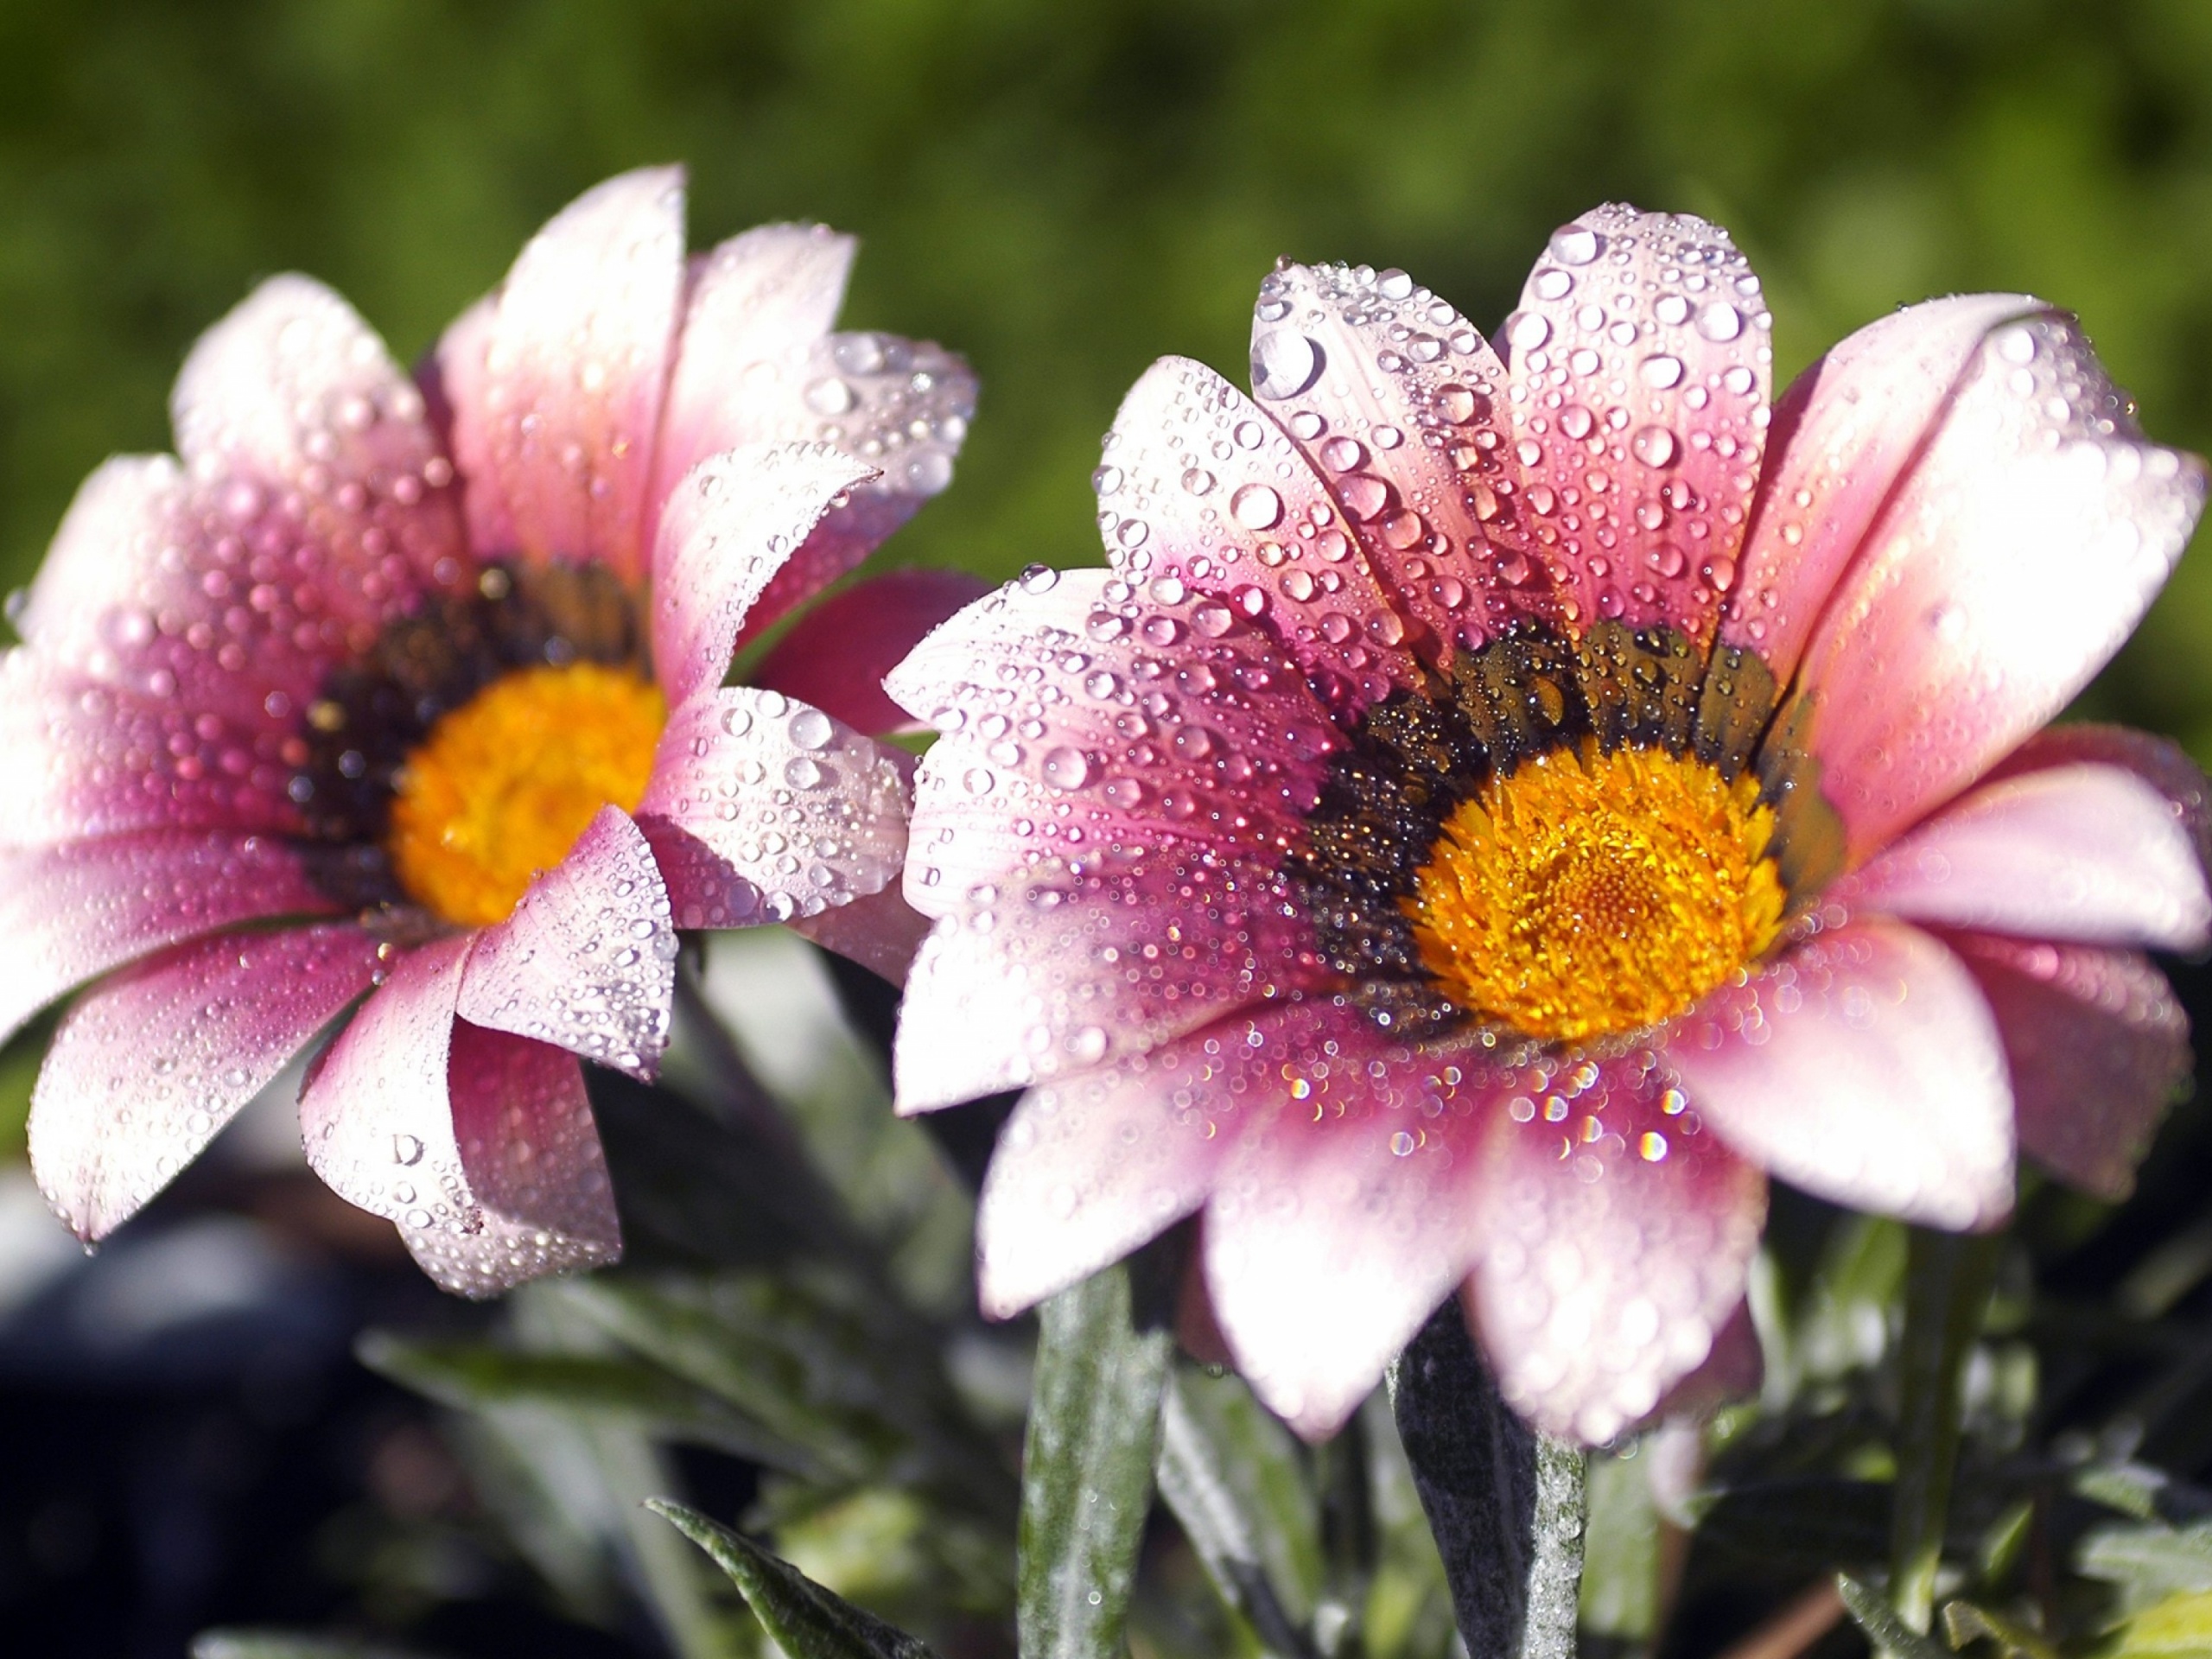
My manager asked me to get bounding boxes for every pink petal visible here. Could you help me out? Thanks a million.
[634,814,770,931]
[442,168,687,581]
[753,567,991,736]
[298,937,620,1294]
[429,295,519,558]
[22,281,465,731]
[399,1020,621,1297]
[1096,357,1426,717]
[1833,760,2212,950]
[786,882,933,986]
[456,805,676,1081]
[0,830,340,1046]
[976,1025,1251,1319]
[29,923,382,1239]
[887,567,1340,905]
[645,223,856,549]
[637,687,909,922]
[893,847,1322,1113]
[1249,263,1555,658]
[1785,309,2207,860]
[1726,295,2041,679]
[1666,918,2015,1229]
[0,655,305,844]
[1992,722,2212,863]
[1949,930,2188,1201]
[663,315,976,645]
[1464,1053,1766,1445]
[893,844,1318,1119]
[649,442,878,707]
[1497,207,1772,641]
[1198,1003,1500,1439]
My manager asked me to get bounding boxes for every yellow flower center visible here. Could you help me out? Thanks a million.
[1404,741,1785,1044]
[387,662,667,928]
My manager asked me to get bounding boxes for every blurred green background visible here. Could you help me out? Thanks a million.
[4,0,2212,742]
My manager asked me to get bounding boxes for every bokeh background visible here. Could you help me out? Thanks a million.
[7,1,2212,1653]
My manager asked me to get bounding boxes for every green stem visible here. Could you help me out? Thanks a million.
[1889,1225,2004,1636]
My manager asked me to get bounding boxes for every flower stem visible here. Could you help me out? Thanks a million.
[1888,1224,2004,1636]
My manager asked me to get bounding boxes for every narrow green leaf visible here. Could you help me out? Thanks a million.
[355,1332,802,1471]
[1941,1600,2061,1659]
[1387,1300,1585,1659]
[648,1499,939,1659]
[1890,1226,2003,1634]
[1836,1573,1948,1659]
[2106,1588,2212,1656]
[1019,1257,1176,1659]
[191,1635,436,1659]
[2079,1519,2212,1615]
[1155,1368,1322,1658]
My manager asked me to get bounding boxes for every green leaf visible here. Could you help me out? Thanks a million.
[1019,1257,1176,1659]
[2104,1588,2212,1656]
[190,1635,438,1659]
[355,1332,801,1472]
[1890,1227,2003,1634]
[1942,1600,2062,1659]
[1836,1573,1948,1659]
[1578,1446,1663,1644]
[1155,1367,1322,1657]
[648,1499,940,1659]
[2079,1520,2212,1616]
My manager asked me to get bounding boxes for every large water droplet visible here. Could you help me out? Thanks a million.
[1231,483,1284,530]
[1639,354,1684,390]
[1695,302,1743,342]
[1252,332,1323,400]
[1042,747,1091,790]
[1630,425,1678,468]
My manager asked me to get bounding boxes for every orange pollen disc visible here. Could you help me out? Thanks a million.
[1403,741,1785,1044]
[387,662,667,928]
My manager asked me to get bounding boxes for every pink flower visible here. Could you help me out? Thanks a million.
[6,167,982,1294]
[886,205,2212,1444]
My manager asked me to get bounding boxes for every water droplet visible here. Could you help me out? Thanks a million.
[804,377,856,415]
[1042,747,1091,790]
[1506,310,1551,353]
[1093,464,1124,497]
[1550,223,1601,265]
[784,756,823,788]
[1558,404,1594,440]
[788,708,834,751]
[1654,294,1691,327]
[1319,435,1365,472]
[392,1134,424,1166]
[1252,332,1324,400]
[1696,302,1743,342]
[1532,267,1573,302]
[1639,354,1684,390]
[1020,563,1060,593]
[1180,467,1216,496]
[1630,425,1678,467]
[1231,483,1284,530]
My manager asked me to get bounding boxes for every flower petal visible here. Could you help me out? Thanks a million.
[1726,295,2040,680]
[753,567,991,737]
[637,686,909,923]
[1834,760,2212,950]
[443,167,687,581]
[1198,1002,1498,1439]
[398,1020,621,1297]
[1666,918,2015,1229]
[786,883,933,986]
[0,830,340,1046]
[1783,308,2208,860]
[976,1029,1250,1320]
[648,223,857,525]
[29,923,382,1240]
[428,295,518,557]
[298,937,620,1294]
[0,654,306,844]
[888,567,1341,905]
[1948,931,2188,1201]
[456,805,677,1081]
[1250,262,1553,658]
[1465,1053,1766,1445]
[1096,356,1425,716]
[1498,207,1772,642]
[649,442,879,708]
[20,279,466,730]
[893,849,1320,1113]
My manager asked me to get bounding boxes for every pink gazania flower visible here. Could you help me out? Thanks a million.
[3,167,982,1294]
[887,205,2212,1443]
